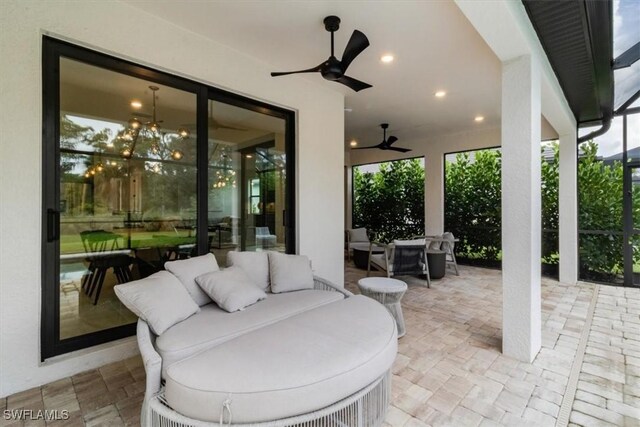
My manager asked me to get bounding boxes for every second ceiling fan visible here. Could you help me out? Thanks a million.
[353,123,411,152]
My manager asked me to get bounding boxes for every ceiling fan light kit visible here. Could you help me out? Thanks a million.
[270,16,372,92]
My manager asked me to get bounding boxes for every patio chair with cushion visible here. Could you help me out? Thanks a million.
[256,226,277,248]
[441,232,460,276]
[346,227,370,262]
[367,239,430,287]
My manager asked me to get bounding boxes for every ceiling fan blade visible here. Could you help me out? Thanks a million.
[386,146,412,153]
[341,30,370,71]
[386,136,398,145]
[336,75,372,92]
[271,64,322,77]
[352,145,381,150]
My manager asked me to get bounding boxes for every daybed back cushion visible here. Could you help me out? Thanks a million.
[349,227,369,242]
[196,267,267,313]
[226,251,269,291]
[114,271,199,335]
[268,252,314,293]
[165,253,219,306]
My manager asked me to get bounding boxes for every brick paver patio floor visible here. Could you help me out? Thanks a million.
[2,265,639,426]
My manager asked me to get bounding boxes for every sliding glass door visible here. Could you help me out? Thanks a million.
[207,99,289,266]
[42,37,295,358]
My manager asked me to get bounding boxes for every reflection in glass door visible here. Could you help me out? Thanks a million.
[43,38,296,358]
[57,58,198,340]
[207,99,288,266]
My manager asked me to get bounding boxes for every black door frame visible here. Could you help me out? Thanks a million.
[42,37,296,359]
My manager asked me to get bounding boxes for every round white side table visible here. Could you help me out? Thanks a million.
[357,277,408,338]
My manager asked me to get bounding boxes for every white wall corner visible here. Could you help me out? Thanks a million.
[425,154,444,235]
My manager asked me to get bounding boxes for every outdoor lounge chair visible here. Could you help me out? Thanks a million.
[256,226,277,248]
[367,239,430,287]
[346,227,370,262]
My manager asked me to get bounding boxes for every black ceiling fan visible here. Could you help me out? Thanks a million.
[353,123,411,152]
[270,16,372,92]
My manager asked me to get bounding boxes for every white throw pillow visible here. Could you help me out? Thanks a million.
[349,228,369,242]
[114,271,200,335]
[165,253,219,306]
[226,251,270,291]
[196,267,267,312]
[394,239,426,246]
[268,252,314,293]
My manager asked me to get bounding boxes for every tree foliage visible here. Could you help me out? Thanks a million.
[541,142,559,264]
[442,141,631,281]
[444,149,502,261]
[577,141,624,280]
[353,159,425,242]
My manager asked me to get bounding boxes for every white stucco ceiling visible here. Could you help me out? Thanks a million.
[123,0,502,148]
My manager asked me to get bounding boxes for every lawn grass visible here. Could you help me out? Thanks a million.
[60,230,195,254]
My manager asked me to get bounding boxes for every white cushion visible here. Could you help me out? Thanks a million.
[196,267,266,313]
[226,251,269,291]
[165,253,219,306]
[164,295,397,423]
[268,252,314,293]
[155,290,343,376]
[393,238,426,246]
[349,227,369,242]
[428,235,443,250]
[114,271,199,335]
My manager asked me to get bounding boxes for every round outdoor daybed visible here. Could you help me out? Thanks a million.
[138,292,398,427]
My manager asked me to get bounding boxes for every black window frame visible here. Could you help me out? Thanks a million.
[41,37,296,359]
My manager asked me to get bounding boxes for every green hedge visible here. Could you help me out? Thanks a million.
[353,159,425,242]
[354,142,631,282]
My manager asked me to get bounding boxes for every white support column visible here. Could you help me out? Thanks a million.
[501,55,542,362]
[559,130,578,284]
[425,153,444,235]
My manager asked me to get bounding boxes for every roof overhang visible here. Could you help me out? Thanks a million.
[523,0,614,128]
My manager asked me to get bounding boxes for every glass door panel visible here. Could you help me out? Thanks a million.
[58,57,197,339]
[208,99,287,265]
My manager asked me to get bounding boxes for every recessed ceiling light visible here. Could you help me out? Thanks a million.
[130,100,142,109]
[435,91,447,98]
[380,54,394,63]
[350,140,358,147]
[246,154,253,159]
[474,116,485,122]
